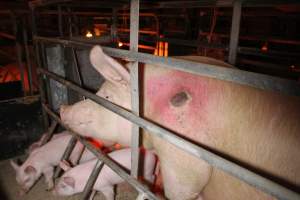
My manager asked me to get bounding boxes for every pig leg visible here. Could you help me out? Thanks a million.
[43,166,54,190]
[100,186,114,200]
[154,139,212,200]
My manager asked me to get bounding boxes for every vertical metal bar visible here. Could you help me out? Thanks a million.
[129,0,140,179]
[228,0,242,65]
[32,6,49,129]
[40,120,58,145]
[35,43,50,129]
[22,18,34,95]
[40,42,54,109]
[67,7,73,38]
[111,8,118,42]
[54,135,78,178]
[58,5,63,37]
[81,160,105,200]
[11,12,26,96]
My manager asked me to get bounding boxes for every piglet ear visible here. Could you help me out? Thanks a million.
[89,45,130,86]
[10,160,20,171]
[24,165,37,175]
[63,177,75,189]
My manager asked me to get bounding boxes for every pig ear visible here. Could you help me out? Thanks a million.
[90,45,130,86]
[10,160,20,171]
[63,177,75,189]
[24,165,37,175]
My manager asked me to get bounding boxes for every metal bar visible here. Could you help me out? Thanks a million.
[54,135,78,178]
[38,68,300,200]
[0,31,16,40]
[81,160,105,200]
[22,19,34,95]
[29,0,72,9]
[40,120,58,145]
[111,8,118,42]
[33,36,300,96]
[67,7,72,37]
[41,104,159,200]
[11,12,26,97]
[58,5,63,37]
[129,0,141,179]
[228,0,242,65]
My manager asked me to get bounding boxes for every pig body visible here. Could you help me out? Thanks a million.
[54,148,156,200]
[60,46,300,200]
[11,131,95,194]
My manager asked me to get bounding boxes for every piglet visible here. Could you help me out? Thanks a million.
[53,148,156,200]
[10,131,96,195]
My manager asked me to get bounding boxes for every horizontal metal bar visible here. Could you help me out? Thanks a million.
[34,36,300,96]
[0,31,16,40]
[38,67,300,200]
[29,0,71,9]
[42,104,158,200]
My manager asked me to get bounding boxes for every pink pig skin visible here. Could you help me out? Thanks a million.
[10,131,96,194]
[53,148,156,200]
[60,46,300,200]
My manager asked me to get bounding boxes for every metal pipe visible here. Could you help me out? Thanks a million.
[0,31,16,40]
[11,12,26,97]
[58,5,63,37]
[42,104,158,200]
[22,19,34,95]
[29,0,72,9]
[81,160,105,200]
[129,0,141,179]
[40,120,58,146]
[34,36,300,96]
[38,68,300,200]
[54,135,78,178]
[111,8,118,42]
[228,0,242,65]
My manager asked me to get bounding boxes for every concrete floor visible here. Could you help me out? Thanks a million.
[0,158,138,200]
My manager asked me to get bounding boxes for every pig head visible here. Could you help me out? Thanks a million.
[60,46,300,200]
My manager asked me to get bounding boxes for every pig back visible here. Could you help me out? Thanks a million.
[142,56,300,199]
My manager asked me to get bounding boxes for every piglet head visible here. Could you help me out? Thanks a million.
[10,160,38,194]
[53,176,76,196]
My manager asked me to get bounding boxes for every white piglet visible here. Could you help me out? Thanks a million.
[10,131,95,195]
[53,148,156,200]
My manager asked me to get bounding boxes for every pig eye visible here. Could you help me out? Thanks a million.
[105,96,109,99]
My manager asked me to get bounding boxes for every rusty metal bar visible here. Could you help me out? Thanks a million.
[41,104,159,200]
[58,5,63,37]
[0,31,16,40]
[81,160,105,200]
[38,67,300,200]
[129,0,141,179]
[40,120,58,145]
[29,0,71,9]
[228,0,242,65]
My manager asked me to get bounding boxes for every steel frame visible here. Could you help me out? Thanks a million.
[31,1,300,200]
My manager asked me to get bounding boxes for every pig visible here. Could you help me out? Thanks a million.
[53,148,156,200]
[10,131,96,195]
[60,46,300,200]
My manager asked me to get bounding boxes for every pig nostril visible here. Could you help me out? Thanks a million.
[170,91,190,107]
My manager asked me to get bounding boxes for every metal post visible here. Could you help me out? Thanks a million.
[111,8,118,42]
[54,135,78,178]
[67,7,73,37]
[58,5,63,37]
[129,0,141,179]
[22,18,34,95]
[35,45,50,129]
[11,12,26,96]
[228,0,242,65]
[81,160,105,200]
[40,120,58,145]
